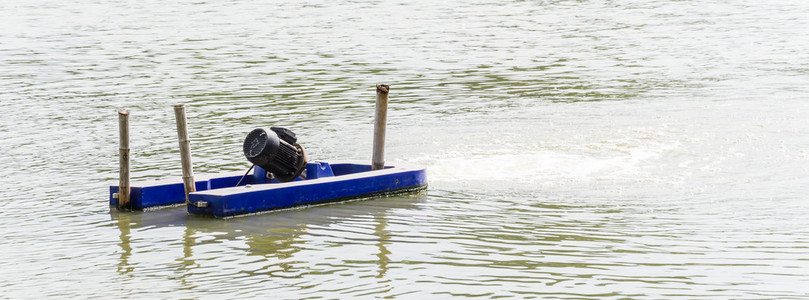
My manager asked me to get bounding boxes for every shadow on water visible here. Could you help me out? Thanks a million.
[110,192,426,281]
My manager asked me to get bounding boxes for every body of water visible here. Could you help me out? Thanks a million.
[2,0,809,298]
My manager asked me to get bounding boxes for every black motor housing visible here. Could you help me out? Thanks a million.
[243,127,307,182]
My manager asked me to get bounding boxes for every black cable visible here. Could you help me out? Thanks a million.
[235,164,255,187]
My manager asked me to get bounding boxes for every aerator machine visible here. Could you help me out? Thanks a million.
[242,127,308,182]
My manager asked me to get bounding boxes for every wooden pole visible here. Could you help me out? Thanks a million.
[173,104,196,203]
[118,110,131,209]
[372,84,390,171]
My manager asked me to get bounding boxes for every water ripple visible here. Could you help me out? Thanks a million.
[2,0,809,298]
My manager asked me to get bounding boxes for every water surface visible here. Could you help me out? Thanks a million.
[1,0,809,298]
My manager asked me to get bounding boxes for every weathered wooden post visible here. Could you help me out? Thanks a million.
[372,84,390,171]
[173,104,196,203]
[118,110,131,209]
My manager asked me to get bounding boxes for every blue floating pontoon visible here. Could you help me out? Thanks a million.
[112,90,424,217]
[110,161,427,217]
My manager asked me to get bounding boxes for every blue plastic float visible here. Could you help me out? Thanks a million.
[111,86,424,217]
[109,161,427,217]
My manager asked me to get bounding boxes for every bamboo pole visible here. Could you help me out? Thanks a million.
[173,104,196,203]
[118,110,131,209]
[372,84,390,171]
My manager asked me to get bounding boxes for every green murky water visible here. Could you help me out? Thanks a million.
[2,0,809,298]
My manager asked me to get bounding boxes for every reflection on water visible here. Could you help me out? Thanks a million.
[115,212,134,276]
[109,193,424,295]
[2,0,809,298]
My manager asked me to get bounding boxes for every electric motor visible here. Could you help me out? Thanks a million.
[243,127,307,182]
